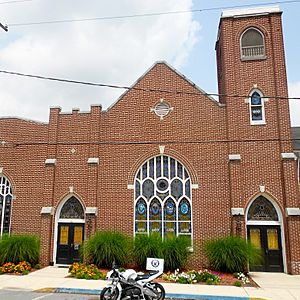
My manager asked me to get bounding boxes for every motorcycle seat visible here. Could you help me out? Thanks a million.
[135,270,159,281]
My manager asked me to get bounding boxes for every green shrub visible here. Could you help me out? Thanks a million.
[161,236,191,271]
[204,236,262,273]
[133,234,163,268]
[0,235,40,266]
[234,281,242,287]
[81,231,132,268]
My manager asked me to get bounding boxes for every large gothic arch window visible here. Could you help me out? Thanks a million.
[134,155,192,242]
[241,27,265,60]
[0,176,13,236]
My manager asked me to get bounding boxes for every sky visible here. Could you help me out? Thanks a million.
[0,0,299,126]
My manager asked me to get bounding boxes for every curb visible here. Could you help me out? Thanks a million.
[54,287,267,300]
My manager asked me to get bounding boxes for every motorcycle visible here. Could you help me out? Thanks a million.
[100,263,165,300]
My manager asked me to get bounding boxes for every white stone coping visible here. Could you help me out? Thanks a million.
[281,153,297,160]
[222,6,281,18]
[229,154,241,161]
[286,208,300,216]
[87,157,99,164]
[45,158,57,165]
[231,208,245,216]
[85,207,98,215]
[41,207,54,215]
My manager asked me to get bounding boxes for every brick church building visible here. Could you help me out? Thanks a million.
[1,6,300,274]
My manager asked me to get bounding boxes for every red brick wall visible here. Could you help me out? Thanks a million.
[0,11,299,274]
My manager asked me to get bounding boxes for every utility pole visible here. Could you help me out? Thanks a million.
[0,23,8,32]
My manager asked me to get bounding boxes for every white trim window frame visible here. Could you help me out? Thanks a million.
[240,27,266,61]
[249,89,266,125]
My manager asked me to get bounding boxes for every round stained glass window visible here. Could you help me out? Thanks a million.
[180,203,189,215]
[166,201,174,215]
[138,203,146,214]
[157,179,168,192]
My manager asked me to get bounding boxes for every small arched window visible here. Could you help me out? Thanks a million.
[247,196,278,221]
[249,90,266,125]
[241,28,265,60]
[0,176,13,236]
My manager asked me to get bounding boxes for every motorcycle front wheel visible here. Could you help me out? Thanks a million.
[146,283,165,300]
[100,286,120,300]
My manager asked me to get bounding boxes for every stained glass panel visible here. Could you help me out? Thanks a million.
[267,229,279,250]
[163,156,168,178]
[0,177,13,236]
[250,228,261,248]
[60,197,84,219]
[171,179,183,200]
[135,180,141,198]
[135,199,147,221]
[164,199,176,221]
[247,196,278,221]
[142,179,154,200]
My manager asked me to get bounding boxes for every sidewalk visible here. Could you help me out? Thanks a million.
[0,267,300,300]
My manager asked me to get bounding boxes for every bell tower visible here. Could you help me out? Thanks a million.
[215,6,291,141]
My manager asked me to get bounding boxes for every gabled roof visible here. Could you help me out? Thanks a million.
[292,127,300,151]
[106,61,223,112]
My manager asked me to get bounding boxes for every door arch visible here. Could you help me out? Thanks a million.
[54,196,85,265]
[246,195,285,272]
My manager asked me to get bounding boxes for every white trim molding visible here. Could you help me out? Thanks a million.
[286,208,300,216]
[87,157,99,164]
[229,154,241,161]
[281,153,297,160]
[231,208,245,216]
[41,207,54,215]
[45,158,57,165]
[0,167,3,174]
[191,184,199,189]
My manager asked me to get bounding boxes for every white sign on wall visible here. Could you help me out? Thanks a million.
[146,258,164,272]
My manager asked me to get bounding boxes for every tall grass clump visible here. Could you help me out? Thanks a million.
[162,236,191,271]
[82,231,132,268]
[204,236,262,273]
[133,234,163,268]
[0,234,40,266]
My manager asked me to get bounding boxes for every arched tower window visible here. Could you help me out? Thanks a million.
[247,196,278,221]
[249,90,266,125]
[241,28,265,60]
[0,176,13,236]
[134,155,192,242]
[59,196,84,220]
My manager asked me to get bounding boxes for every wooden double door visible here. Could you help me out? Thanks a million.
[247,225,283,272]
[56,223,84,265]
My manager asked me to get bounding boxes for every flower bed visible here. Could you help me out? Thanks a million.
[0,261,31,275]
[161,269,255,287]
[68,262,106,280]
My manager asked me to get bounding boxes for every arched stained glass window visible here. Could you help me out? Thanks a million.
[249,90,265,125]
[0,176,13,236]
[241,27,265,59]
[247,196,278,221]
[60,197,84,219]
[134,155,192,241]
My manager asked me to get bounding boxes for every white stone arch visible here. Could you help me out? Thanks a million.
[53,194,85,266]
[245,193,287,272]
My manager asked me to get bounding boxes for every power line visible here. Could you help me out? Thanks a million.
[0,0,33,5]
[0,69,300,100]
[7,0,300,27]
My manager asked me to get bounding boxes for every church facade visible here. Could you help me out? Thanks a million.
[1,6,300,274]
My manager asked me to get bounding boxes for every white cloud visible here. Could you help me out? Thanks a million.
[0,0,200,122]
[289,81,300,127]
